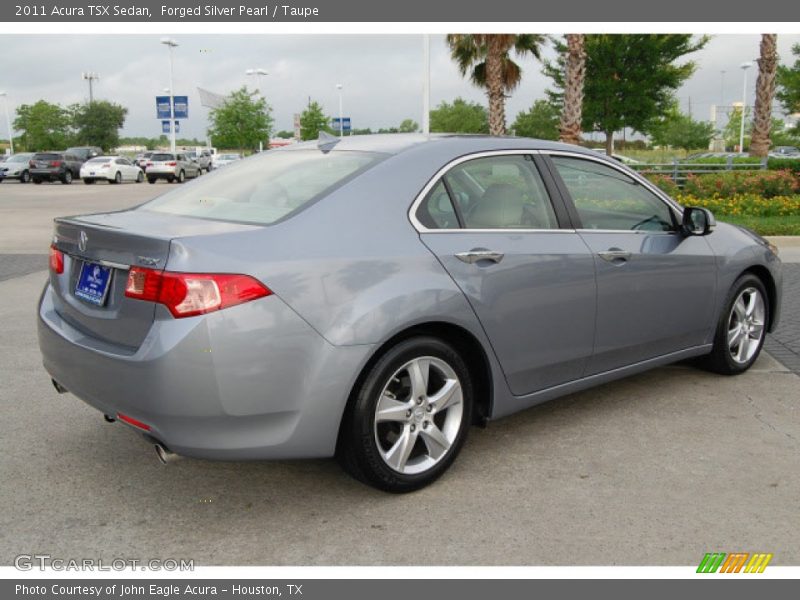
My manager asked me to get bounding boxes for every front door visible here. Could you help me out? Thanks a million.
[546,153,718,375]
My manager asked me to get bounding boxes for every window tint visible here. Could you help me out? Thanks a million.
[86,158,112,164]
[443,155,557,229]
[142,150,381,225]
[151,154,174,161]
[417,181,459,229]
[34,153,60,160]
[551,156,675,232]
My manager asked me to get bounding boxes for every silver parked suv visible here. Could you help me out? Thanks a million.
[144,152,201,184]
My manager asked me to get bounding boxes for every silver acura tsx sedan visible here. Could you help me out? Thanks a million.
[38,134,782,492]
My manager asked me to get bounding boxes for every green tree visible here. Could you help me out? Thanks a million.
[511,100,560,140]
[544,34,709,154]
[398,119,419,133]
[429,98,488,134]
[299,100,331,141]
[72,101,128,152]
[723,106,752,150]
[207,87,273,150]
[275,130,295,139]
[13,100,73,151]
[777,43,800,133]
[447,34,545,135]
[647,102,715,153]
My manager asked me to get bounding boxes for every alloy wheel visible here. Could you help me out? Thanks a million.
[373,356,464,475]
[727,287,765,364]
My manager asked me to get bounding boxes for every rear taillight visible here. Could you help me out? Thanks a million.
[49,245,64,274]
[117,413,151,431]
[125,267,271,318]
[146,162,153,167]
[166,161,177,166]
[49,160,62,167]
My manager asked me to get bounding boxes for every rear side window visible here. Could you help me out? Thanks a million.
[142,150,382,225]
[417,181,460,229]
[418,155,559,230]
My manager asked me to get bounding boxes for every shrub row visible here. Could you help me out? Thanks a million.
[646,170,800,198]
[672,194,800,218]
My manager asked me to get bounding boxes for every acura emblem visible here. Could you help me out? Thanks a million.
[78,231,88,252]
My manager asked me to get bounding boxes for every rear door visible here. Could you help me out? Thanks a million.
[545,152,718,374]
[415,151,597,396]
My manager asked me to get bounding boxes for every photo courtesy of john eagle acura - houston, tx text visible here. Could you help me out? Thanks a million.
[37,133,782,493]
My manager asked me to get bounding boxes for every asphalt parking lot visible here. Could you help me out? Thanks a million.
[0,181,798,566]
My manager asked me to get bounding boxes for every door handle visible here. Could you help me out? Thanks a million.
[455,249,505,264]
[597,248,631,263]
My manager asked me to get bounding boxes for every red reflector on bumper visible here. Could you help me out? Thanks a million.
[117,413,151,431]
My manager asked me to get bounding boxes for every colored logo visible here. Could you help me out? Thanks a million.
[697,552,773,573]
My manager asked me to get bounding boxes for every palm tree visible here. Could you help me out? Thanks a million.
[750,34,779,157]
[447,34,545,135]
[559,34,586,145]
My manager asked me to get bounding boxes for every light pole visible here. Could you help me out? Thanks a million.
[739,61,752,153]
[422,34,430,135]
[0,92,12,155]
[246,68,268,151]
[245,68,268,96]
[336,83,343,137]
[161,37,179,154]
[82,72,99,103]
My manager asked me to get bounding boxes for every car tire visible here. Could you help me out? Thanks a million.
[20,170,30,184]
[148,177,157,184]
[701,273,769,376]
[177,170,185,183]
[83,178,95,184]
[33,178,42,184]
[113,171,122,184]
[337,336,474,493]
[167,175,175,183]
[62,170,73,184]
[136,172,144,183]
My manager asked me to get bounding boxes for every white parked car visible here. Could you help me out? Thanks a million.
[80,156,144,184]
[211,153,243,169]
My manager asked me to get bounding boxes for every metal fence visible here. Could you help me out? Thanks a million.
[629,157,768,187]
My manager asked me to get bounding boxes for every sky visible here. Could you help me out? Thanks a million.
[1,33,799,141]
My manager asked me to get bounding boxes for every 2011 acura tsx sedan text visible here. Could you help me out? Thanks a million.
[38,134,782,492]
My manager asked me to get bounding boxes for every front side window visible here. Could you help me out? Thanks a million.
[550,156,675,232]
[417,154,558,230]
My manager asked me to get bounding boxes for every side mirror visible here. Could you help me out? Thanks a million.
[681,206,716,236]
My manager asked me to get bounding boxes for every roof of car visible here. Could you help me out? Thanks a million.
[281,133,603,158]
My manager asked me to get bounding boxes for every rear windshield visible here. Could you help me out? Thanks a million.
[141,150,382,225]
[86,158,112,164]
[150,154,175,161]
[33,153,60,160]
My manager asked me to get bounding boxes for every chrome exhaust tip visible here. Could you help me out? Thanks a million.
[52,379,68,394]
[154,443,181,465]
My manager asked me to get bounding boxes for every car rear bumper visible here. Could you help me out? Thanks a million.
[146,167,178,177]
[38,282,373,460]
[30,169,65,179]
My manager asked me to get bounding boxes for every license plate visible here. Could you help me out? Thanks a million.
[89,171,95,176]
[75,261,113,306]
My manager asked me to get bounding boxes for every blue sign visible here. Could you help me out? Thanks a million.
[161,120,180,134]
[156,96,171,119]
[156,95,189,119]
[331,117,351,132]
[173,96,189,119]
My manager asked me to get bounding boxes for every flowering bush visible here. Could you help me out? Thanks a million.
[674,193,800,217]
[681,170,800,198]
[645,174,681,197]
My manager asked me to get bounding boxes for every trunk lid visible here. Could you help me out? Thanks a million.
[51,210,261,349]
